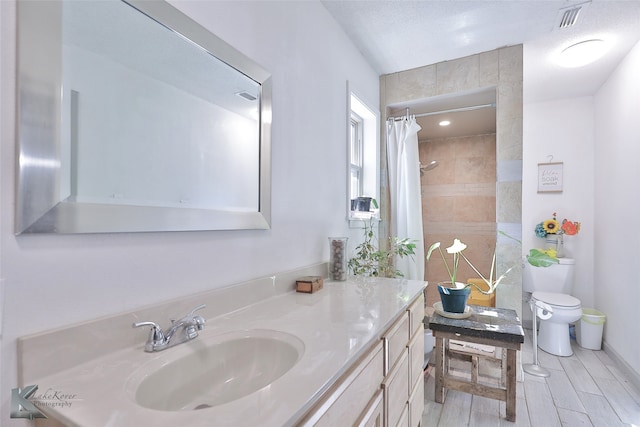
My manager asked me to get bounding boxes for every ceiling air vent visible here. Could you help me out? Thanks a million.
[555,1,591,30]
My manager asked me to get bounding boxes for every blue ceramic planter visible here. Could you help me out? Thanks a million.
[438,283,470,313]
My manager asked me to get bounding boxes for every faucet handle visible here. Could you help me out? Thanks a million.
[189,304,206,316]
[133,321,166,350]
[188,305,206,331]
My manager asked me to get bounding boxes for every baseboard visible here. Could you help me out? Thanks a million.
[602,339,640,393]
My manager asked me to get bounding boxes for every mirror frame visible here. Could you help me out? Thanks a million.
[15,0,271,234]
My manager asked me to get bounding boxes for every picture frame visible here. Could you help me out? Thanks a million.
[537,162,563,193]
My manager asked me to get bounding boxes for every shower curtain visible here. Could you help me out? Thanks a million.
[386,117,425,280]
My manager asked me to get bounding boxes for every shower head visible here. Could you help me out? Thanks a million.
[420,160,439,172]
[420,160,439,177]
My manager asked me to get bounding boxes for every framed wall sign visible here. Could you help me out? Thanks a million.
[538,162,563,193]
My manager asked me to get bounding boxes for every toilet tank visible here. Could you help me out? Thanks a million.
[522,257,575,293]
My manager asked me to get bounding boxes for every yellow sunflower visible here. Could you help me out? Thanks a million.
[543,219,559,234]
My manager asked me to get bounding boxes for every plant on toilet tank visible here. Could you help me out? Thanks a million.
[528,212,581,266]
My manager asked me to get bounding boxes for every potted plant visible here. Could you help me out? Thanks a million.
[348,218,417,278]
[426,238,515,313]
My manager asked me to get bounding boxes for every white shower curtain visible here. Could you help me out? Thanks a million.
[387,117,425,280]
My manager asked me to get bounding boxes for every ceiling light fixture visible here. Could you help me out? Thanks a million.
[439,120,451,127]
[558,39,608,68]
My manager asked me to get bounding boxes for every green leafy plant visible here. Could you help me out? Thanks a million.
[526,248,560,267]
[348,218,417,278]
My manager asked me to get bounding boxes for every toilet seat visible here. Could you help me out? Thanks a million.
[532,291,581,308]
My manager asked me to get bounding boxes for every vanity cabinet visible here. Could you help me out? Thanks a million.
[299,292,425,427]
[383,293,425,427]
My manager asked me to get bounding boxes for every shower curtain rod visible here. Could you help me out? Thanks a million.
[388,103,496,121]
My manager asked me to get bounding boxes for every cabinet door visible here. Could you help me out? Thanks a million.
[356,389,384,427]
[304,344,383,426]
[383,349,409,427]
[396,402,409,427]
[408,326,425,393]
[408,371,425,427]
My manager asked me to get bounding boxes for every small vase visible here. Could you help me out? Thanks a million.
[545,234,564,258]
[437,282,471,313]
[328,237,348,281]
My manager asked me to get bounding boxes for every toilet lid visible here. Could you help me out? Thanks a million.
[533,291,581,308]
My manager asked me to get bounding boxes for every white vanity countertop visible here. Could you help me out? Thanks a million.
[33,277,426,427]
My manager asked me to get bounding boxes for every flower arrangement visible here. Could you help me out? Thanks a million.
[535,212,580,237]
[426,238,515,295]
[528,212,581,267]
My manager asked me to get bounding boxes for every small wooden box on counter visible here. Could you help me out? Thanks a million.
[296,276,324,293]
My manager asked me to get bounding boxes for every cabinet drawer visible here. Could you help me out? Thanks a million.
[304,343,383,426]
[383,349,409,427]
[384,312,409,375]
[408,293,425,339]
[408,326,425,392]
[408,372,425,427]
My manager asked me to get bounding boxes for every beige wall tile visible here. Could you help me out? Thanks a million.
[479,49,500,86]
[497,181,522,223]
[384,65,437,104]
[498,45,524,84]
[454,196,496,222]
[455,156,496,184]
[423,196,455,222]
[454,134,497,158]
[436,55,479,94]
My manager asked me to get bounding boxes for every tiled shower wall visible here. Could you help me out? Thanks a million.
[380,45,523,316]
[420,133,497,306]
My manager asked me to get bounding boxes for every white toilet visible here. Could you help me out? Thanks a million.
[523,257,582,357]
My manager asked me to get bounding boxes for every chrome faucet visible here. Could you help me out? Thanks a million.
[133,304,206,352]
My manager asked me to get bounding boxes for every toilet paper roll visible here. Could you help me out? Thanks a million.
[534,300,553,320]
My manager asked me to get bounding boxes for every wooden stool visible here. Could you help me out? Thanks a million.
[429,305,524,422]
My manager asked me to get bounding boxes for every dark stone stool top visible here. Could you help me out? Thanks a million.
[427,304,524,344]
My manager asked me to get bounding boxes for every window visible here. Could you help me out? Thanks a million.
[350,113,363,200]
[348,87,379,224]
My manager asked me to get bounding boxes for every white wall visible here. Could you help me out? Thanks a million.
[0,1,379,424]
[522,97,596,307]
[594,40,640,378]
[524,40,640,380]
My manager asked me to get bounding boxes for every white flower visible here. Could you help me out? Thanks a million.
[427,236,516,295]
[446,239,467,254]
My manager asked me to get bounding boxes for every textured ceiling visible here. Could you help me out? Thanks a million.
[323,0,640,138]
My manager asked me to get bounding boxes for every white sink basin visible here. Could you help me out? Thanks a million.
[130,329,304,411]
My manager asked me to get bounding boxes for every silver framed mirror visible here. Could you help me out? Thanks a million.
[16,0,271,234]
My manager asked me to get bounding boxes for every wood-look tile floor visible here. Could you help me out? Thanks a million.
[422,329,640,426]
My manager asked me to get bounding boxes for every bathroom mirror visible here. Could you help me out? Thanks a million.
[16,0,272,234]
